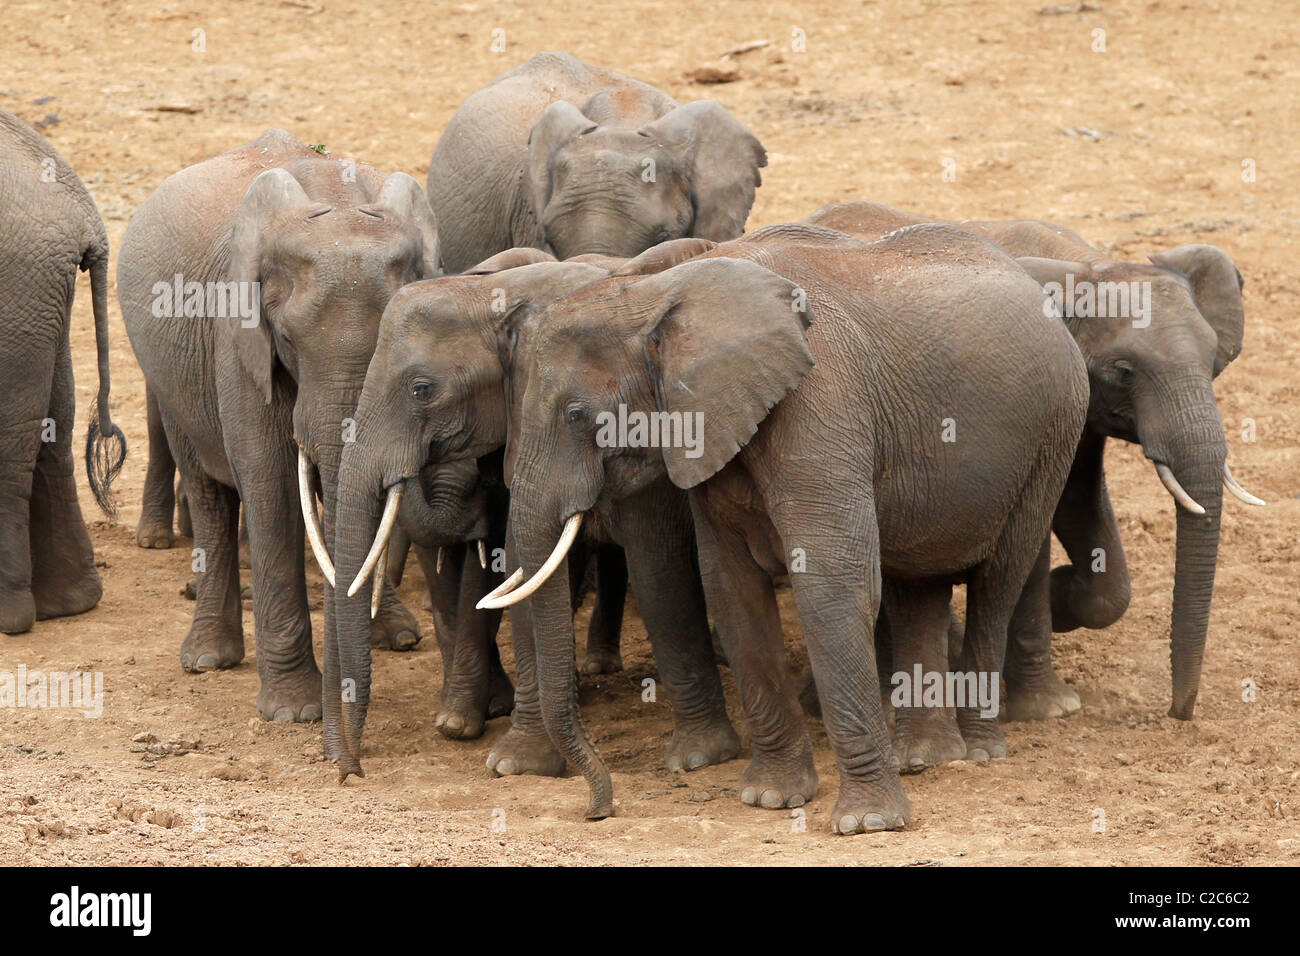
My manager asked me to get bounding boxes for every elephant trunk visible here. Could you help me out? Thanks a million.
[1143,381,1227,720]
[509,492,613,819]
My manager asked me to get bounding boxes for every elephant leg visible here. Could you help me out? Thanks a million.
[136,383,178,549]
[174,440,244,672]
[883,577,965,773]
[175,484,192,539]
[689,499,817,810]
[238,458,321,723]
[415,542,462,701]
[370,575,421,652]
[616,494,739,773]
[0,371,46,635]
[582,543,626,674]
[1003,538,1081,720]
[30,340,101,620]
[433,544,509,740]
[1047,430,1132,631]
[486,535,565,778]
[772,508,908,834]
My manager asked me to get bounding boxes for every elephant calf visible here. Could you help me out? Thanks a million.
[0,108,125,634]
[465,223,1089,832]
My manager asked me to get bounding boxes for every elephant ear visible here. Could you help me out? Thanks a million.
[524,101,597,239]
[634,257,813,488]
[1148,244,1245,375]
[464,247,557,276]
[613,237,716,276]
[228,168,315,404]
[639,101,767,242]
[1014,257,1095,324]
[367,172,441,277]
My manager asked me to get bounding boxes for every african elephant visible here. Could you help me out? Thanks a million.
[426,51,766,272]
[470,223,1088,831]
[807,200,1256,722]
[0,109,125,634]
[117,129,436,722]
[329,242,738,783]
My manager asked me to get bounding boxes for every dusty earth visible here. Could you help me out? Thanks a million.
[1,0,1297,866]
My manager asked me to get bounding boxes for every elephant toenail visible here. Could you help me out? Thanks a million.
[863,813,887,831]
[300,704,322,722]
[838,815,858,833]
[740,787,759,806]
[787,794,805,808]
[195,654,218,670]
[273,707,295,722]
[759,790,784,809]
[686,752,707,770]
[495,759,517,775]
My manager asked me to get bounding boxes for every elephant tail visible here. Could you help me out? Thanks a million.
[83,245,126,518]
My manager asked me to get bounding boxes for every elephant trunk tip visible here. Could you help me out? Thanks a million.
[337,760,366,784]
[585,799,614,821]
[1167,696,1197,721]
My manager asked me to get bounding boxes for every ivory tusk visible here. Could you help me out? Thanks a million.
[370,543,387,619]
[476,514,583,610]
[1154,462,1206,516]
[436,547,444,575]
[1223,462,1265,507]
[298,449,335,588]
[347,485,403,597]
[478,539,488,570]
[476,568,524,609]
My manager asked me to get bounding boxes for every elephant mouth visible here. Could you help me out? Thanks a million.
[1144,456,1264,514]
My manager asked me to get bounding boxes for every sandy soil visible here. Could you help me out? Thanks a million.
[1,0,1297,865]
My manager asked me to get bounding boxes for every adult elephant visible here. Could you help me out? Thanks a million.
[0,109,125,634]
[453,223,1089,830]
[329,241,738,783]
[117,129,436,722]
[807,201,1258,722]
[426,51,766,272]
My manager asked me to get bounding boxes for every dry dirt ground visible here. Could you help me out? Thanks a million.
[2,0,1297,866]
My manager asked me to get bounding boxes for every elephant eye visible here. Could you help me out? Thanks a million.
[411,381,434,402]
[1113,360,1136,386]
[566,405,586,424]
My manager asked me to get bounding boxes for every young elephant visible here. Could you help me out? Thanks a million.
[807,201,1257,722]
[473,223,1089,831]
[117,130,437,722]
[0,109,125,634]
[330,245,738,784]
[427,51,766,271]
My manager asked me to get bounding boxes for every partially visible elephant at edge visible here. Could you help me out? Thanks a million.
[432,223,1089,831]
[426,51,767,272]
[0,108,125,634]
[807,200,1256,723]
[117,129,437,723]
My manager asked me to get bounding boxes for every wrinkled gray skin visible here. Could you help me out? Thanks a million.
[330,241,737,783]
[487,223,1088,831]
[0,109,125,634]
[426,52,766,272]
[808,201,1248,724]
[118,130,437,722]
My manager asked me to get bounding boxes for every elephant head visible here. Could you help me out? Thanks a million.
[1017,244,1253,718]
[479,256,811,815]
[225,164,439,589]
[525,99,765,259]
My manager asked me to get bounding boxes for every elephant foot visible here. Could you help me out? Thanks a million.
[581,644,622,675]
[486,669,515,720]
[486,722,566,777]
[180,623,244,672]
[957,710,1007,763]
[257,661,323,722]
[1004,670,1082,721]
[33,569,102,621]
[135,516,175,550]
[891,709,967,774]
[666,715,741,772]
[435,694,487,741]
[0,589,37,635]
[830,774,911,835]
[738,746,818,810]
[370,596,421,651]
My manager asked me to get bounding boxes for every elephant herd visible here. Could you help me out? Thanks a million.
[0,51,1261,834]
